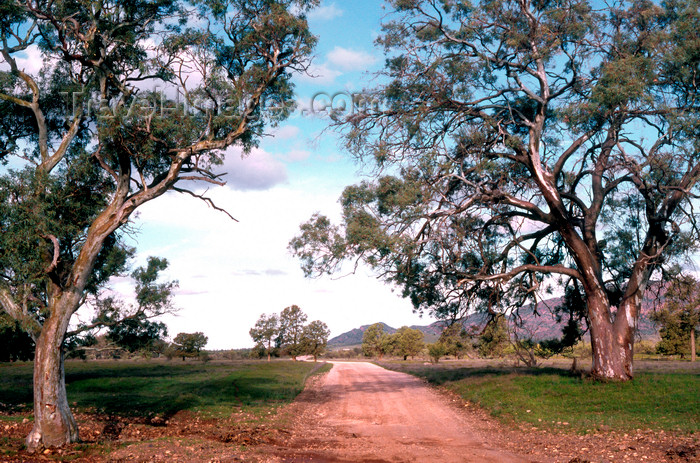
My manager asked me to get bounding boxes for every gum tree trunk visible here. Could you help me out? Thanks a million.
[585,267,647,381]
[587,298,634,380]
[691,330,696,363]
[26,308,78,450]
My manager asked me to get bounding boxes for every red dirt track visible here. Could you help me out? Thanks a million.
[256,361,533,462]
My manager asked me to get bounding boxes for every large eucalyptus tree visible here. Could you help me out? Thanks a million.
[0,0,316,450]
[291,0,700,381]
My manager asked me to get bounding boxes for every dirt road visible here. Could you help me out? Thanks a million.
[259,361,536,462]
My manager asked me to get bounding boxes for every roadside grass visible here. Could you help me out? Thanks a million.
[0,359,327,420]
[0,359,331,459]
[378,361,699,434]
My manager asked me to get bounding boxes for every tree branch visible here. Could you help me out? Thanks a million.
[0,288,42,340]
[172,186,238,221]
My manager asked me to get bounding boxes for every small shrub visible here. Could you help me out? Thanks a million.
[428,342,447,364]
[636,340,658,355]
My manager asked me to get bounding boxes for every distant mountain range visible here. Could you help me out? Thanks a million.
[328,295,661,348]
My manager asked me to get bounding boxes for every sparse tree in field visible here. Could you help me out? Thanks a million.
[477,316,509,359]
[249,313,280,362]
[362,322,392,359]
[0,0,316,449]
[427,342,447,364]
[65,258,174,359]
[291,0,700,380]
[107,319,168,355]
[98,257,176,354]
[301,320,330,361]
[278,305,308,361]
[438,324,474,360]
[652,275,700,361]
[172,332,208,361]
[391,326,424,360]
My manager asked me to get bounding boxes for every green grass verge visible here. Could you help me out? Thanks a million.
[0,360,327,419]
[379,362,699,434]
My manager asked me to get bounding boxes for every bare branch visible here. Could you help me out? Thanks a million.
[172,186,238,221]
[42,234,60,274]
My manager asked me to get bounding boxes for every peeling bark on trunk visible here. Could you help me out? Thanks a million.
[587,295,635,381]
[26,314,78,451]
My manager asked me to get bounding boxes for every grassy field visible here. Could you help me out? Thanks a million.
[0,359,331,460]
[378,359,700,434]
[0,359,329,421]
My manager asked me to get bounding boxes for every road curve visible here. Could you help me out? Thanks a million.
[263,361,537,462]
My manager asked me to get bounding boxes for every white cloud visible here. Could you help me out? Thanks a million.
[295,48,378,87]
[125,184,434,350]
[18,46,43,75]
[308,3,344,21]
[0,44,44,75]
[298,62,343,85]
[327,47,378,72]
[221,146,288,191]
[271,125,301,140]
[285,149,312,162]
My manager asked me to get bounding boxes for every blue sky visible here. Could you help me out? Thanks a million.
[0,1,435,349]
[114,1,437,349]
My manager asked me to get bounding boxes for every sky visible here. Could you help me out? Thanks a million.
[0,0,436,349]
[94,0,437,349]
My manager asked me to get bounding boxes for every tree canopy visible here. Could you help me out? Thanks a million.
[391,326,425,360]
[652,275,700,359]
[300,319,330,361]
[172,332,208,359]
[249,313,280,361]
[1,0,317,450]
[291,0,700,380]
[437,323,475,359]
[278,304,308,360]
[361,322,392,358]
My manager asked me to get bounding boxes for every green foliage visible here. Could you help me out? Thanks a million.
[278,305,308,359]
[361,322,392,358]
[252,307,331,361]
[389,326,424,360]
[172,332,208,359]
[477,316,509,358]
[291,0,700,379]
[249,313,280,360]
[107,319,168,354]
[427,342,447,364]
[131,258,177,314]
[438,323,475,359]
[635,340,659,356]
[300,320,330,361]
[65,256,177,355]
[0,166,131,314]
[1,0,317,444]
[652,275,700,357]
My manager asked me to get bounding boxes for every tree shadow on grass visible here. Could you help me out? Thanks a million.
[0,362,309,420]
[69,372,303,419]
